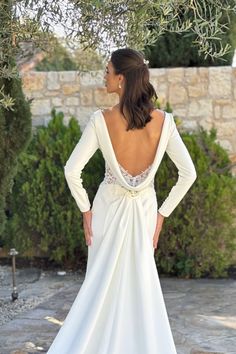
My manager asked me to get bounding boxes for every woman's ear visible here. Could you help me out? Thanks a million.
[119,74,125,85]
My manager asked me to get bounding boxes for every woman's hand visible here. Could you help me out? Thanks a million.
[82,209,93,246]
[153,211,165,250]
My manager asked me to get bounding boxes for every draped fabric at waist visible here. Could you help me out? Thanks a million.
[99,180,156,200]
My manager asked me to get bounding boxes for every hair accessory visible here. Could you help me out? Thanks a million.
[143,59,149,65]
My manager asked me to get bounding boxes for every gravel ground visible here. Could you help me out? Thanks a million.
[0,265,84,327]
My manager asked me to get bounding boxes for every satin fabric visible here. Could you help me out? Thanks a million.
[47,109,197,354]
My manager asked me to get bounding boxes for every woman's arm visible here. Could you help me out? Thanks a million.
[157,115,197,217]
[64,113,99,213]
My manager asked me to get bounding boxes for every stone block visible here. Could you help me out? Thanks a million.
[80,89,94,106]
[46,90,60,97]
[185,67,198,77]
[213,105,222,120]
[94,88,118,106]
[185,68,208,98]
[213,121,236,136]
[222,102,236,119]
[156,82,168,96]
[213,99,232,106]
[157,96,168,107]
[76,107,98,128]
[150,68,167,83]
[188,84,208,98]
[47,72,60,90]
[23,90,44,99]
[199,119,213,131]
[188,101,200,117]
[79,70,104,87]
[188,99,213,118]
[67,107,76,116]
[188,78,208,98]
[182,120,198,131]
[233,68,236,99]
[22,72,46,91]
[172,106,187,118]
[51,97,62,107]
[209,67,232,98]
[216,139,233,153]
[62,84,80,95]
[59,71,76,82]
[150,68,166,77]
[169,84,187,105]
[149,78,167,105]
[65,97,79,106]
[151,81,168,104]
[198,67,209,79]
[167,68,184,83]
[31,99,51,116]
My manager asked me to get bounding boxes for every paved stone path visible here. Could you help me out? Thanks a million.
[0,268,235,354]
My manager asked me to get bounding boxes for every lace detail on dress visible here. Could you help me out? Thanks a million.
[104,164,118,184]
[104,162,154,187]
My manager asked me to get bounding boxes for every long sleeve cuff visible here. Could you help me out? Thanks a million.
[157,115,197,217]
[64,113,99,213]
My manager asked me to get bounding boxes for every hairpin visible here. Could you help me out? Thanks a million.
[143,59,149,65]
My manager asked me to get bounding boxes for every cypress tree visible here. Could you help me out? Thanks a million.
[0,0,32,239]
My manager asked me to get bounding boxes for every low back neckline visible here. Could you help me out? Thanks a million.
[118,162,153,179]
[104,161,154,187]
[99,109,168,189]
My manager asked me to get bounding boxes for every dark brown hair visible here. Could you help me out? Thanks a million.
[110,47,158,131]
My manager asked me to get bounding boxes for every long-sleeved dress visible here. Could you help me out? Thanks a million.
[47,109,197,354]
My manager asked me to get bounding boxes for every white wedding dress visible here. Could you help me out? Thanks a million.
[46,109,197,354]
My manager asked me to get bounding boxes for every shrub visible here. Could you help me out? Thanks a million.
[4,109,104,267]
[155,127,236,278]
[4,108,236,277]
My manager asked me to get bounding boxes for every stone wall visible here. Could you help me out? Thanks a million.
[21,67,236,168]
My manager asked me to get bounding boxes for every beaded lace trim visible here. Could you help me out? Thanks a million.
[104,162,154,187]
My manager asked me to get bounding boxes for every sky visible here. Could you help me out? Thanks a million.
[15,0,120,58]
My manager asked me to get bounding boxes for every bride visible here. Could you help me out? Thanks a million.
[47,47,197,354]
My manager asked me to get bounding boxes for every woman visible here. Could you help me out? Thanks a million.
[47,48,197,354]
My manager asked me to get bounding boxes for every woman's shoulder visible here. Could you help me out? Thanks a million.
[91,107,172,127]
[93,106,123,126]
[90,108,104,122]
[152,109,174,124]
[91,107,114,119]
[151,108,164,116]
[149,109,168,128]
[101,106,120,117]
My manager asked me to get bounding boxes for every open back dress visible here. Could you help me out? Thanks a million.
[46,109,197,354]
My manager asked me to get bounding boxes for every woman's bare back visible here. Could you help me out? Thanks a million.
[102,106,165,177]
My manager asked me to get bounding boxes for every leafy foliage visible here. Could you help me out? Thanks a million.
[4,109,236,277]
[145,30,235,67]
[35,37,105,72]
[155,127,236,278]
[1,1,236,84]
[0,63,32,242]
[35,37,78,71]
[144,3,236,67]
[4,109,103,266]
[13,0,235,60]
